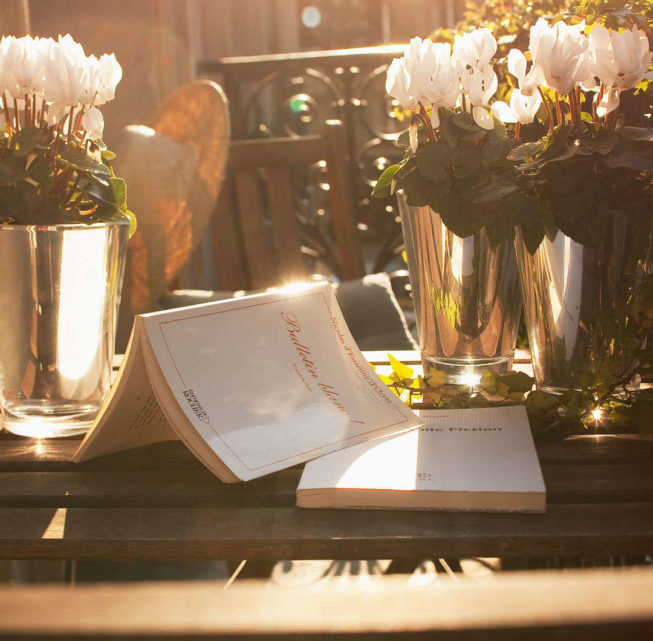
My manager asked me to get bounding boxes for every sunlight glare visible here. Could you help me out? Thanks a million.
[336,430,419,491]
[57,227,107,392]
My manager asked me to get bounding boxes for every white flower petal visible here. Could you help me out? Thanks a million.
[472,105,494,129]
[491,100,517,123]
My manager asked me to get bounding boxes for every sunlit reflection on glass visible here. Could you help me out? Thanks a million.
[57,227,107,395]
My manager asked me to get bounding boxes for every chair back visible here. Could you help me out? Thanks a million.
[114,80,230,349]
[212,120,364,290]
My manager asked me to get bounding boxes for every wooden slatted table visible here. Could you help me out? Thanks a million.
[0,351,652,562]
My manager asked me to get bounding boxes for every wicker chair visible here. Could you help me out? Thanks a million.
[114,80,230,349]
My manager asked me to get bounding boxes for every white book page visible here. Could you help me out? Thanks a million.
[72,323,178,462]
[141,283,420,481]
[298,406,545,495]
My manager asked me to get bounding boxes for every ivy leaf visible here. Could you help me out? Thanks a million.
[495,371,534,394]
[387,353,414,381]
[480,370,497,394]
[426,367,447,387]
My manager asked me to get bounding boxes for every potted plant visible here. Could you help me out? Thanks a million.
[373,30,523,384]
[487,16,652,426]
[0,34,134,438]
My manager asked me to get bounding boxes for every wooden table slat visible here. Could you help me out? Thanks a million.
[1,503,652,560]
[0,463,651,509]
[1,434,650,471]
[2,568,653,640]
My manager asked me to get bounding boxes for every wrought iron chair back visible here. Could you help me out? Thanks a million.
[212,119,365,290]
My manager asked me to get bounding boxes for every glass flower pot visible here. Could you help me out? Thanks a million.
[0,221,128,437]
[397,191,522,384]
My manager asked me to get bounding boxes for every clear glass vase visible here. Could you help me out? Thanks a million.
[397,192,522,384]
[0,222,128,438]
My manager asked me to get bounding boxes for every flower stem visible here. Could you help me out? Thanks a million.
[24,94,30,127]
[554,92,562,126]
[418,102,436,143]
[68,106,75,136]
[568,91,579,126]
[538,87,554,134]
[594,83,604,123]
[13,97,19,131]
[2,92,12,135]
[514,121,521,141]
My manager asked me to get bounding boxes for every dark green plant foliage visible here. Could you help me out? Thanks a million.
[0,125,135,233]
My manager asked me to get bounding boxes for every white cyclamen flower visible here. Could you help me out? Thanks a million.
[81,106,104,139]
[1,35,50,99]
[43,35,88,106]
[491,48,543,124]
[386,36,433,111]
[453,28,497,68]
[507,48,543,96]
[386,58,420,111]
[95,53,122,105]
[461,63,498,129]
[78,54,103,105]
[420,42,460,127]
[529,18,593,95]
[588,24,652,115]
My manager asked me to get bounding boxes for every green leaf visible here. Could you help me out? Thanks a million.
[508,141,543,162]
[110,177,127,207]
[451,111,482,132]
[616,126,653,142]
[416,144,450,183]
[480,370,497,394]
[372,163,400,198]
[451,147,482,179]
[59,148,111,178]
[0,155,25,185]
[11,127,45,157]
[495,371,534,394]
[469,173,517,204]
[101,149,117,161]
[525,390,559,414]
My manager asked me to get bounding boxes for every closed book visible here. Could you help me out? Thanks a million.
[297,406,546,512]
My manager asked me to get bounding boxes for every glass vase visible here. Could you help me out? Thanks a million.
[397,192,522,384]
[0,222,128,438]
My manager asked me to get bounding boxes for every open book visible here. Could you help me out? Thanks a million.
[72,282,421,482]
[297,406,546,512]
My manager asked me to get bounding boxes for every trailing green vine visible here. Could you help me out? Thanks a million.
[376,355,653,439]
